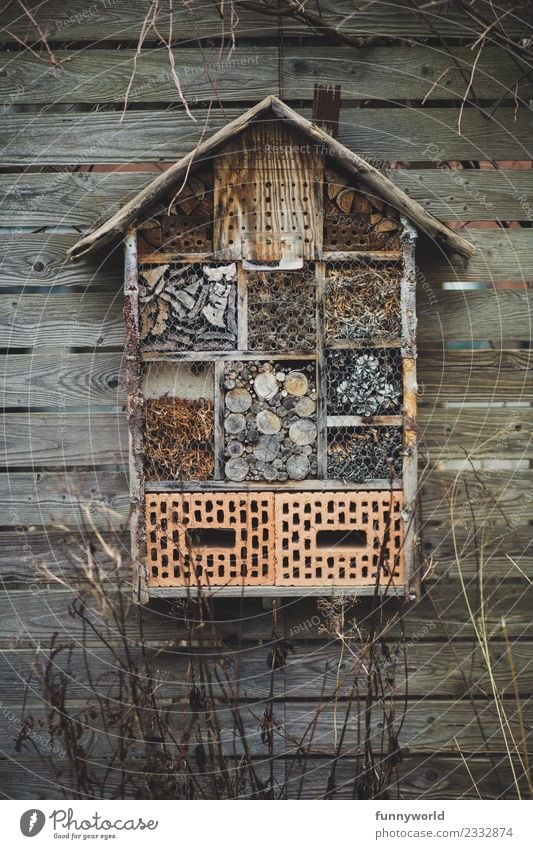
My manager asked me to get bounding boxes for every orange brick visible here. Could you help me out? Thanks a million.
[275,491,404,586]
[145,491,276,587]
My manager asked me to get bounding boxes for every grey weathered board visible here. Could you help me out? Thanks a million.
[1,469,531,529]
[1,108,531,166]
[1,0,531,42]
[0,47,530,104]
[3,170,533,228]
[1,407,531,471]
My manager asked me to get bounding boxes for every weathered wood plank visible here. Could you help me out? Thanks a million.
[1,45,530,104]
[0,48,278,105]
[285,754,527,799]
[0,639,531,704]
[1,471,129,528]
[1,408,530,473]
[0,754,524,800]
[283,699,529,755]
[4,170,533,229]
[420,408,533,459]
[0,643,277,702]
[0,294,124,348]
[1,581,530,647]
[0,354,124,407]
[1,523,529,585]
[3,0,529,42]
[0,590,284,645]
[283,47,533,102]
[283,641,533,699]
[0,531,129,585]
[2,0,530,42]
[418,229,533,286]
[1,465,531,528]
[3,289,530,349]
[1,108,531,166]
[0,414,127,466]
[418,350,533,403]
[422,524,533,580]
[419,290,533,344]
[2,696,521,756]
[0,235,122,290]
[421,469,533,528]
[2,231,532,293]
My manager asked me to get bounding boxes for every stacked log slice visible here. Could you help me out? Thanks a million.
[223,360,318,482]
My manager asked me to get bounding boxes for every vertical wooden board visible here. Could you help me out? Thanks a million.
[214,122,323,261]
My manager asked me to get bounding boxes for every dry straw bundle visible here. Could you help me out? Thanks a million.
[144,397,214,480]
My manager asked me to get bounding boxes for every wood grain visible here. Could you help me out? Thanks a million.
[0,414,127,466]
[1,0,529,42]
[1,350,529,410]
[1,108,531,165]
[0,354,124,407]
[2,230,533,292]
[4,170,533,229]
[1,46,529,104]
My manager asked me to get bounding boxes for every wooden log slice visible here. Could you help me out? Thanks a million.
[225,387,252,412]
[289,418,317,445]
[257,410,281,434]
[225,457,249,481]
[261,464,278,481]
[253,434,279,463]
[253,371,278,400]
[294,397,315,417]
[285,371,309,397]
[287,454,311,480]
[224,413,246,434]
[226,440,245,458]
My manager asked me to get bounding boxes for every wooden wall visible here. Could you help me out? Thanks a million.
[0,0,531,798]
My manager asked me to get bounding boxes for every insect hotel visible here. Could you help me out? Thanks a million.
[69,96,473,601]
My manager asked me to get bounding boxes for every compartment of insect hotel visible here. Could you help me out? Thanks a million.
[223,360,318,483]
[142,360,215,482]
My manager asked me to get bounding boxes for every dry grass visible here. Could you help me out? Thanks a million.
[144,397,214,480]
[325,264,401,342]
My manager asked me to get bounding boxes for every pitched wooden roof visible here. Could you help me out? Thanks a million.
[68,95,474,261]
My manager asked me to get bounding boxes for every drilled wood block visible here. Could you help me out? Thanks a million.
[214,123,323,261]
[275,491,404,586]
[145,491,275,587]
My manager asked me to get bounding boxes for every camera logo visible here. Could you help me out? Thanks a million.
[20,810,46,837]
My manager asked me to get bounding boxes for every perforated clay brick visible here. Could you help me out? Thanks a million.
[275,491,404,586]
[146,492,275,587]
